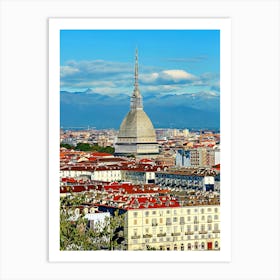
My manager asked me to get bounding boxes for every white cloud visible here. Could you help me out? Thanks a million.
[60,65,80,77]
[161,70,197,81]
[60,59,219,101]
[140,72,159,83]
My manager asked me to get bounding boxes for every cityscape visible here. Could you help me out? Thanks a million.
[59,30,220,251]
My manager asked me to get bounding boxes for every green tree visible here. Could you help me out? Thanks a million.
[60,143,75,150]
[60,194,125,250]
[74,143,115,154]
[75,143,93,151]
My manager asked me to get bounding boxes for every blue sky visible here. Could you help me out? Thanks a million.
[60,30,220,97]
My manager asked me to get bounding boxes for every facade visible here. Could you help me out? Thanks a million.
[176,147,220,168]
[114,49,159,158]
[124,204,220,251]
[155,168,218,192]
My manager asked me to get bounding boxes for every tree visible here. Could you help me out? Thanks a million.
[75,143,93,151]
[60,143,75,150]
[60,193,125,250]
[74,143,115,154]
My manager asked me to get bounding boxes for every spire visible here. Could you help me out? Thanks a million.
[134,48,139,90]
[131,48,143,110]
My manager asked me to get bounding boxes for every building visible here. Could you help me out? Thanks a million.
[60,179,220,251]
[114,49,159,158]
[176,147,220,168]
[155,167,218,192]
[124,202,220,251]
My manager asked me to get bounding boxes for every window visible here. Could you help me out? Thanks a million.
[152,211,156,215]
[187,209,191,215]
[201,242,205,250]
[187,243,191,250]
[133,212,138,218]
[201,208,204,214]
[173,217,178,223]
[133,219,137,225]
[145,211,149,217]
[214,215,219,220]
[214,208,218,213]
[215,241,219,248]
[208,224,212,231]
[145,219,149,224]
[166,217,171,225]
[181,244,184,251]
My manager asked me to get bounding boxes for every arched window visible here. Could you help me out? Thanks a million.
[215,241,219,249]
[187,243,191,250]
[201,242,205,250]
[194,242,198,250]
[181,244,184,251]
[174,244,178,251]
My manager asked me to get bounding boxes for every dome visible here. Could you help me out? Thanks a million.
[118,109,156,141]
[114,49,159,158]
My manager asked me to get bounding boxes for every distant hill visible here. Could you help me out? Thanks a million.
[60,90,220,130]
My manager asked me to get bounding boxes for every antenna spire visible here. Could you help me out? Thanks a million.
[130,48,143,110]
[134,48,139,89]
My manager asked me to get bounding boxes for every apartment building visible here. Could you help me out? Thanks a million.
[124,200,220,251]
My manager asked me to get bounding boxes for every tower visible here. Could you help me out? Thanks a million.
[114,49,159,158]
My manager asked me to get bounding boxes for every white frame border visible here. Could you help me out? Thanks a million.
[49,18,231,262]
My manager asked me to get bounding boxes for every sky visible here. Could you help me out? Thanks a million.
[60,30,220,129]
[60,30,220,96]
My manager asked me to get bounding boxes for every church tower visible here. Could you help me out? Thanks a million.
[114,49,159,158]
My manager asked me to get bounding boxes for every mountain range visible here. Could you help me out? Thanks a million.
[60,89,220,130]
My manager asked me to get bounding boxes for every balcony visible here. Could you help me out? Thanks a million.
[199,231,207,234]
[166,222,172,226]
[131,235,141,239]
[185,231,194,235]
[157,233,166,237]
[143,234,152,238]
[212,230,220,233]
[171,232,181,237]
